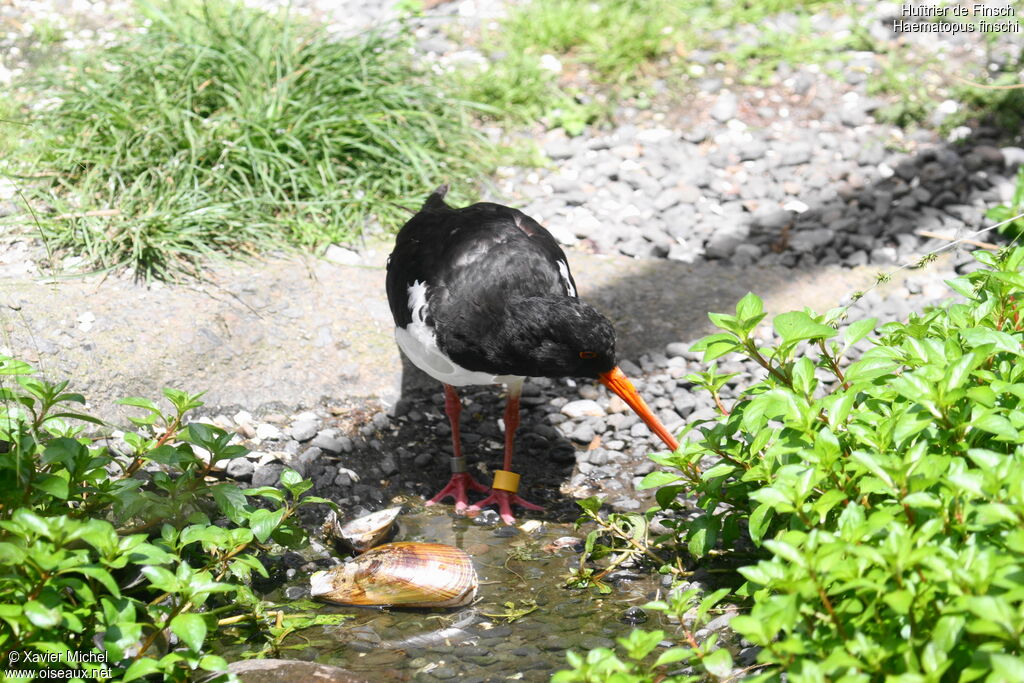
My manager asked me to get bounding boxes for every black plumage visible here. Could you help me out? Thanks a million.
[385,185,678,523]
[387,186,616,379]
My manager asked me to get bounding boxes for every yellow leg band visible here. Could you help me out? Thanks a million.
[492,470,520,493]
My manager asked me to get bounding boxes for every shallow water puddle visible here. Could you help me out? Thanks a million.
[264,505,662,681]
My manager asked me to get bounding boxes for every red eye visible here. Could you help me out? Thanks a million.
[579,351,597,359]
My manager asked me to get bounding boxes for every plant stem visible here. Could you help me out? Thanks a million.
[745,341,790,386]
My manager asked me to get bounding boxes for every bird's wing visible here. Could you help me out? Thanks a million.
[386,201,577,329]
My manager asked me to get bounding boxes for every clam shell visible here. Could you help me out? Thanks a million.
[322,507,402,553]
[310,542,478,608]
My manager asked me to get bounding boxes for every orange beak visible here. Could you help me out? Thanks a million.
[599,366,679,451]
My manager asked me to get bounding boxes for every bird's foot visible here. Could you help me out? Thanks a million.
[469,490,545,525]
[425,473,490,513]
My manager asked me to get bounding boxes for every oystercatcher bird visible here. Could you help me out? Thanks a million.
[386,186,679,524]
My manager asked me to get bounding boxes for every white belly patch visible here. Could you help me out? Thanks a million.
[395,326,521,386]
[398,280,522,387]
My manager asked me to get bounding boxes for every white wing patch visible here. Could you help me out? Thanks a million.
[557,260,577,297]
[408,280,429,323]
[397,280,521,387]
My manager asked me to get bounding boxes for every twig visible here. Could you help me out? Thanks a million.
[917,230,1000,251]
[850,210,1024,306]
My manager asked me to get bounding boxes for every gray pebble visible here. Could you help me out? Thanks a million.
[287,419,319,442]
[710,92,738,122]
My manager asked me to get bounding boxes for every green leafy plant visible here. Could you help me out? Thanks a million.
[553,585,734,682]
[634,248,1024,679]
[565,496,687,595]
[0,358,335,680]
[16,0,493,278]
[480,599,539,623]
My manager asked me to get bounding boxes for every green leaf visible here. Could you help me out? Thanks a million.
[687,514,718,558]
[616,629,663,660]
[69,566,121,597]
[849,451,896,491]
[902,492,941,509]
[654,647,695,667]
[749,487,795,513]
[279,467,303,489]
[883,589,913,615]
[242,486,285,502]
[689,333,742,361]
[735,292,764,320]
[141,566,181,593]
[170,613,207,652]
[773,311,837,342]
[893,408,932,445]
[299,496,336,507]
[24,599,61,628]
[945,276,979,300]
[748,504,774,545]
[701,648,733,677]
[576,496,602,516]
[948,472,985,498]
[117,397,161,413]
[34,474,69,500]
[844,355,898,383]
[123,658,162,682]
[970,412,1018,440]
[701,462,736,480]
[763,539,805,568]
[961,327,1021,354]
[844,317,877,346]
[248,507,287,543]
[638,471,682,490]
[989,654,1024,682]
[791,357,816,396]
[211,482,249,524]
[12,510,52,539]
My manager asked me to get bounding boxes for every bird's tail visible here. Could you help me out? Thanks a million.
[422,184,450,210]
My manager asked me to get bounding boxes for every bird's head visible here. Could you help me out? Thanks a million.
[498,297,616,378]
[501,297,680,452]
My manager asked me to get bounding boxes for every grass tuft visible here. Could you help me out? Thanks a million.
[19,0,494,279]
[454,0,679,134]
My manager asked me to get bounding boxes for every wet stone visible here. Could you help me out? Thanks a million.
[574,635,616,650]
[430,667,459,680]
[620,607,648,625]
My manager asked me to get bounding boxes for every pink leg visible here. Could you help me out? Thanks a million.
[469,381,544,524]
[426,384,488,512]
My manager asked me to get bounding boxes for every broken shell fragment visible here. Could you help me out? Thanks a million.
[322,507,402,553]
[543,536,584,553]
[310,542,478,608]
